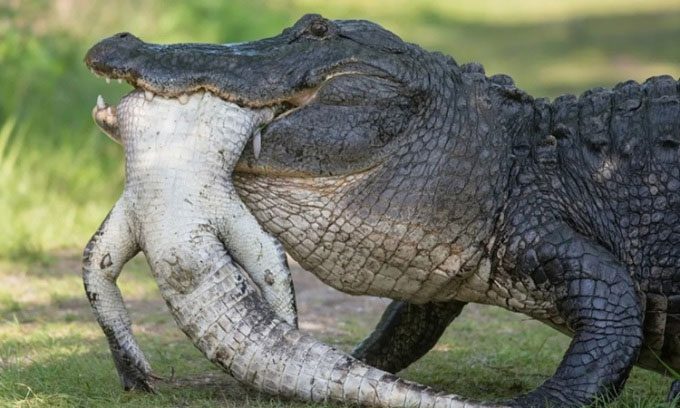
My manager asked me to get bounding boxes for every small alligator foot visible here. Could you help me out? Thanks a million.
[114,353,156,393]
[668,380,680,403]
[108,336,157,392]
[83,201,154,392]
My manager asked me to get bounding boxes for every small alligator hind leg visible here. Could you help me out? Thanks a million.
[352,300,466,373]
[507,225,643,407]
[83,200,154,392]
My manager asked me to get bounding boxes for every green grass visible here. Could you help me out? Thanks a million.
[0,255,671,407]
[1,1,679,406]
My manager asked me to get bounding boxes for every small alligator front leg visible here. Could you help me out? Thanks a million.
[352,300,466,373]
[507,225,643,407]
[83,200,154,392]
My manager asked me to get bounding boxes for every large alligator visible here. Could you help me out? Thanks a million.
[83,14,680,407]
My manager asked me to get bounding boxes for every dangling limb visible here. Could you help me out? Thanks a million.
[352,300,466,373]
[83,200,155,392]
[216,198,297,327]
[507,225,643,407]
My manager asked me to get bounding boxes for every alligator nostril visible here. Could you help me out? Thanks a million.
[116,32,130,39]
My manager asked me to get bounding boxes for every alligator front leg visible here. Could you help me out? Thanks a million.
[507,225,643,407]
[352,300,466,373]
[82,201,154,392]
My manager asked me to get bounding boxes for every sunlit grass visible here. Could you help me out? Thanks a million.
[0,256,339,408]
[0,254,670,407]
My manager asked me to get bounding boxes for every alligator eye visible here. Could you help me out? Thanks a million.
[309,20,328,37]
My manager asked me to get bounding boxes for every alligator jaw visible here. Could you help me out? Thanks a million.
[88,68,321,159]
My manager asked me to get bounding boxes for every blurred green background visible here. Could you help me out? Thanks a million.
[1,1,680,407]
[2,0,680,259]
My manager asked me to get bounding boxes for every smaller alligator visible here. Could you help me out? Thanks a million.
[84,14,680,407]
[83,91,297,391]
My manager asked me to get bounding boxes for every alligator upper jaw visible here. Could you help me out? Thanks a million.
[83,31,324,112]
[88,65,319,111]
[89,64,319,114]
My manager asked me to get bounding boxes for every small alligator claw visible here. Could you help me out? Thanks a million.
[116,361,156,393]
[110,340,155,393]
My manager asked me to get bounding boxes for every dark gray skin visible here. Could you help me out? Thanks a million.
[85,14,680,407]
[352,300,466,374]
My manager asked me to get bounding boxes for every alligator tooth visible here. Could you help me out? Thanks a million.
[253,128,262,160]
[144,90,154,101]
[178,94,189,104]
[106,77,111,84]
[96,95,106,110]
[117,79,122,84]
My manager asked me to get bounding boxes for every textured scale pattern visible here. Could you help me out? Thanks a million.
[84,89,502,407]
[235,68,680,406]
[543,75,680,374]
[85,13,680,407]
[83,91,297,391]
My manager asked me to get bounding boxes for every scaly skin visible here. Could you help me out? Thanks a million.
[352,300,466,374]
[86,88,503,408]
[84,14,680,407]
[83,91,297,390]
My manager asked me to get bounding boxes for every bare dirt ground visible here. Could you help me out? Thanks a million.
[289,260,390,337]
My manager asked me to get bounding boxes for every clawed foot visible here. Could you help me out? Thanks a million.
[110,341,158,392]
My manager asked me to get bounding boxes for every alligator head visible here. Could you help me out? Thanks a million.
[85,14,423,175]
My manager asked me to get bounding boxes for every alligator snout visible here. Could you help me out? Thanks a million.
[85,32,144,79]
